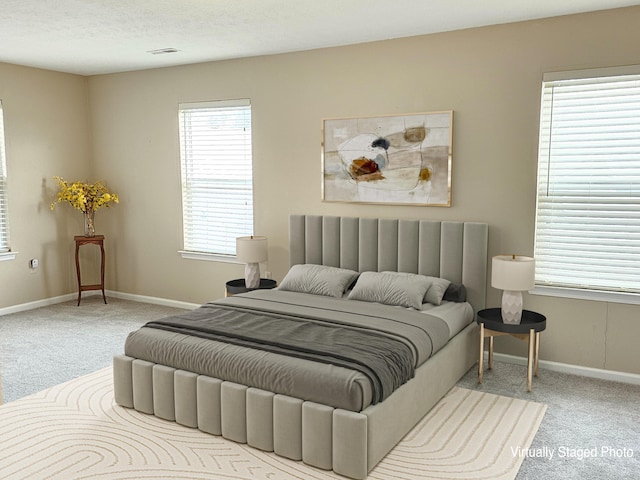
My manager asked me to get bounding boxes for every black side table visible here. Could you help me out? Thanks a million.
[225,278,277,297]
[477,308,546,392]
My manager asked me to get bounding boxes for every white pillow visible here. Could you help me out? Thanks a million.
[278,264,359,298]
[423,276,451,306]
[348,271,432,310]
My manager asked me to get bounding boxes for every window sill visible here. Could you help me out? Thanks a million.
[0,251,17,262]
[178,250,242,264]
[531,285,640,306]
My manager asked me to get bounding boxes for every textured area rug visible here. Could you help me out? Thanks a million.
[0,368,546,480]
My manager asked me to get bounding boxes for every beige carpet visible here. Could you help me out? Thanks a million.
[0,368,546,480]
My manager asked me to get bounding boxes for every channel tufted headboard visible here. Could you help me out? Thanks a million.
[289,215,488,311]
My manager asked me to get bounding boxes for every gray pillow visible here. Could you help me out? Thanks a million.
[423,276,452,306]
[348,271,432,310]
[278,264,359,298]
[443,283,467,302]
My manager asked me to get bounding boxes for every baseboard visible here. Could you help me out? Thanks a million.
[0,291,198,316]
[490,352,640,386]
[105,290,199,310]
[0,293,76,315]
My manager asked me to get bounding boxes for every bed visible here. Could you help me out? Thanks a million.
[113,215,488,479]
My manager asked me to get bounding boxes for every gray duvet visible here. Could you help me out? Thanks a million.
[124,290,450,411]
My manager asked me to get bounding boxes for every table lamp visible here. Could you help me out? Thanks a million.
[491,254,535,324]
[236,236,268,289]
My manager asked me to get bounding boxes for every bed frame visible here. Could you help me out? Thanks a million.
[113,215,488,479]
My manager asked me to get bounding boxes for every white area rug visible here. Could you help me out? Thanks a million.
[0,368,546,479]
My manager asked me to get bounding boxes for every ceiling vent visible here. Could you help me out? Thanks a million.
[147,48,180,55]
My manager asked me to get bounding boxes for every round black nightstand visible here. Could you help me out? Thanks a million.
[225,278,277,296]
[476,308,546,392]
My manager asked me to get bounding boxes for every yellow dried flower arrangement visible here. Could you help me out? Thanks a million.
[50,176,119,213]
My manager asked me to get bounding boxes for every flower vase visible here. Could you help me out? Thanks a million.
[84,211,96,237]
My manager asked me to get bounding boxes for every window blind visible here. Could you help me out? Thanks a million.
[178,99,253,256]
[535,68,640,294]
[0,100,9,253]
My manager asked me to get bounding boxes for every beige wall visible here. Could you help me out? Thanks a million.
[0,62,92,306]
[2,6,640,374]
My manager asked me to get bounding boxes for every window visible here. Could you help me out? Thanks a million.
[0,100,10,255]
[178,99,253,258]
[534,66,640,299]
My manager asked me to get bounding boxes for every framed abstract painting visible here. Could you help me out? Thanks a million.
[322,111,453,206]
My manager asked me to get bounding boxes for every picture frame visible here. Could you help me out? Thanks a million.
[322,111,453,206]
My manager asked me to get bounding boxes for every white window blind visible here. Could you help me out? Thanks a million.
[179,99,253,257]
[0,100,9,253]
[535,67,640,295]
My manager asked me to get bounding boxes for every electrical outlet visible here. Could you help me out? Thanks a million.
[29,258,39,269]
[264,271,272,279]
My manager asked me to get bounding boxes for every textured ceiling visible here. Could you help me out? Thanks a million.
[1,0,639,76]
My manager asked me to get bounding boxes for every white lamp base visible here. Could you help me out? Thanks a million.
[244,262,261,289]
[501,290,523,324]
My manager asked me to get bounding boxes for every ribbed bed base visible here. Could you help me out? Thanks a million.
[113,322,478,479]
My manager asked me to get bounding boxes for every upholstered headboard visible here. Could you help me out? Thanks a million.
[289,215,488,311]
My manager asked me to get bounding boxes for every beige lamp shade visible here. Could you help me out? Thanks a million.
[491,255,535,291]
[236,236,268,263]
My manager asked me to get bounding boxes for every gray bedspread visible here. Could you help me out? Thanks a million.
[124,290,450,411]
